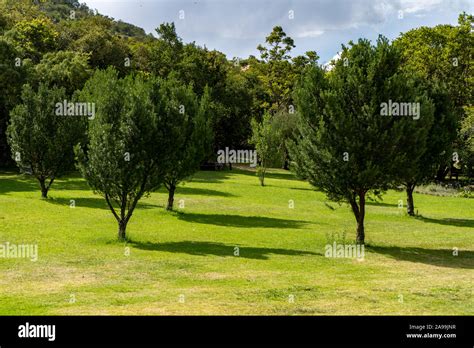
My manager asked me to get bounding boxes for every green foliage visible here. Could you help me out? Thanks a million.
[250,113,280,186]
[0,38,25,166]
[7,83,86,197]
[460,106,474,176]
[111,20,148,39]
[257,26,295,62]
[75,68,177,240]
[394,13,473,109]
[256,26,319,115]
[394,13,474,180]
[32,50,92,95]
[5,17,58,62]
[211,67,254,153]
[68,18,130,73]
[153,79,213,210]
[0,12,8,33]
[149,23,183,78]
[398,82,458,215]
[39,0,93,23]
[1,0,45,25]
[149,23,254,154]
[253,26,318,166]
[272,109,298,169]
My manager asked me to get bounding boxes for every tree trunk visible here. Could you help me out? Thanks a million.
[406,183,415,216]
[258,167,265,186]
[350,191,366,244]
[356,192,365,244]
[39,178,48,198]
[118,220,127,241]
[167,184,176,211]
[282,150,289,170]
[435,164,448,182]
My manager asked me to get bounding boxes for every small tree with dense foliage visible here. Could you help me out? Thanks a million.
[7,83,85,198]
[250,112,280,186]
[158,82,212,210]
[75,69,173,240]
[399,82,457,215]
[290,37,434,244]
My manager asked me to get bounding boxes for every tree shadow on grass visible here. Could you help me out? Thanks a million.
[0,176,39,194]
[366,201,398,208]
[368,245,474,269]
[415,215,474,228]
[44,196,161,210]
[175,186,236,197]
[189,171,232,184]
[130,240,322,260]
[0,173,91,194]
[231,168,301,181]
[177,212,310,229]
[289,187,317,192]
[53,176,91,191]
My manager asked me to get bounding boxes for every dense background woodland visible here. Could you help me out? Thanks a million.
[0,0,472,243]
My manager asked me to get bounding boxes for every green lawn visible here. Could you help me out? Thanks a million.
[0,169,472,315]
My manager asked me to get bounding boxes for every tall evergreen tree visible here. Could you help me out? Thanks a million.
[399,82,457,215]
[156,81,212,210]
[7,83,86,198]
[75,69,173,240]
[290,37,434,243]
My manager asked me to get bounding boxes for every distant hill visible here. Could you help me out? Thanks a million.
[1,0,150,39]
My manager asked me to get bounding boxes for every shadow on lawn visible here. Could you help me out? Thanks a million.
[369,245,474,269]
[130,240,322,260]
[231,168,300,181]
[189,171,232,184]
[366,201,398,208]
[175,186,236,197]
[0,173,91,194]
[415,215,474,228]
[53,176,91,191]
[177,212,309,229]
[289,187,316,192]
[0,176,39,194]
[44,196,161,210]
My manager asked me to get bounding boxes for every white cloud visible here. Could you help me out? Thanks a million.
[400,0,444,13]
[322,52,341,71]
[295,29,325,38]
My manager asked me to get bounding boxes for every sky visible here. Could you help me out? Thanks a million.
[82,0,473,64]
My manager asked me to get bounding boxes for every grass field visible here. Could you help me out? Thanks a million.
[0,169,473,315]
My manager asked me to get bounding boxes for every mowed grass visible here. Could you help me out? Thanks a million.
[0,169,472,315]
